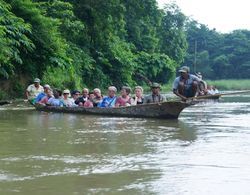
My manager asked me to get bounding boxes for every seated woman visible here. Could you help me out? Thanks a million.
[83,92,94,108]
[98,86,117,108]
[62,89,76,107]
[115,86,133,107]
[132,86,144,105]
[47,90,64,107]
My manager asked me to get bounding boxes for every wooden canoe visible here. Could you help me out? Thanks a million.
[35,101,192,119]
[195,94,221,100]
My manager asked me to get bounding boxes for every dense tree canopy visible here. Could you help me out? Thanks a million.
[183,20,250,79]
[0,0,187,97]
[1,0,249,99]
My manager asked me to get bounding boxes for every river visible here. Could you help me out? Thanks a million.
[0,94,250,195]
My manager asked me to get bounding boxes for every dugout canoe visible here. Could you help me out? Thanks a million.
[35,101,192,119]
[194,94,221,100]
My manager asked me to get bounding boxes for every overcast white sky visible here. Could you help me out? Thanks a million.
[157,0,250,33]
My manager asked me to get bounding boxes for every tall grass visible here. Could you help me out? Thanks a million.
[206,79,250,90]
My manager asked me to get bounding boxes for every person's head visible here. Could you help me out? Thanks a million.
[179,66,190,78]
[71,90,81,100]
[44,84,51,93]
[93,88,102,98]
[63,89,70,99]
[134,86,143,98]
[108,86,117,98]
[82,88,89,97]
[47,89,53,97]
[195,72,203,79]
[33,78,40,87]
[89,92,95,100]
[53,89,61,99]
[151,83,161,95]
[121,86,131,97]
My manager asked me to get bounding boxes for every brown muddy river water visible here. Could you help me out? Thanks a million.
[0,94,250,194]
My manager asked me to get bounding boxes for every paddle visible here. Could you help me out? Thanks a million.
[188,90,250,100]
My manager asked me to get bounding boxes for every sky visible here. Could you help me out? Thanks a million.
[157,0,250,33]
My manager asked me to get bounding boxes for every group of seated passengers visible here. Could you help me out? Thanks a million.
[26,78,166,108]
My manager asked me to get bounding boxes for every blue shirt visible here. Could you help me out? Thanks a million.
[98,96,117,108]
[35,92,46,103]
[173,74,201,90]
[47,98,64,107]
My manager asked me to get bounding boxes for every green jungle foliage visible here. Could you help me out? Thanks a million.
[1,0,249,98]
[183,20,250,80]
[0,0,187,95]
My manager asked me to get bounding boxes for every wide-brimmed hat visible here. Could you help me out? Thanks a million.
[178,66,190,73]
[151,82,161,88]
[63,89,70,94]
[34,78,40,83]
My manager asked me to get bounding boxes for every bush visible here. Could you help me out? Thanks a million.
[42,66,82,90]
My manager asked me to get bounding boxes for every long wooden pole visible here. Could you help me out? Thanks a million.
[188,90,250,100]
[194,40,197,73]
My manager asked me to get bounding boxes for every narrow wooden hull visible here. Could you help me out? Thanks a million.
[35,101,192,119]
[198,94,221,100]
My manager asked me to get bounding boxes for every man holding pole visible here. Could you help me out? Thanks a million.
[173,66,202,101]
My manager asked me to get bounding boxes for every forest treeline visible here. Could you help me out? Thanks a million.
[0,0,249,98]
[183,20,250,80]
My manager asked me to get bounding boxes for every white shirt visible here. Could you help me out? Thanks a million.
[26,84,44,99]
[62,98,76,107]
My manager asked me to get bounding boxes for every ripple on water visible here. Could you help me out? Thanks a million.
[0,97,250,194]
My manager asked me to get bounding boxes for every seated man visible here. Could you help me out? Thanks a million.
[25,78,44,104]
[75,88,89,106]
[144,83,165,103]
[71,90,81,101]
[92,88,103,107]
[173,66,201,100]
[47,90,64,107]
[98,86,117,108]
